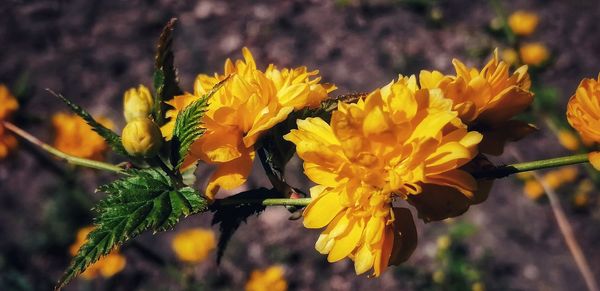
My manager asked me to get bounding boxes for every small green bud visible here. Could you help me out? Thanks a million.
[121,118,163,157]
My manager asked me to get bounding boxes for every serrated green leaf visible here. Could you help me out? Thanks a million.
[209,188,280,264]
[170,77,229,169]
[56,168,206,289]
[153,18,183,126]
[48,89,128,156]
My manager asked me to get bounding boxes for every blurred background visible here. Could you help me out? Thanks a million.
[1,0,600,290]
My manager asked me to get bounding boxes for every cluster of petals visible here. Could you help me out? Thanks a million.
[420,51,535,154]
[162,48,335,198]
[566,74,600,170]
[284,76,483,276]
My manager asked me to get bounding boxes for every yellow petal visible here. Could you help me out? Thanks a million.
[205,151,254,199]
[589,152,600,171]
[303,190,344,229]
[327,218,364,262]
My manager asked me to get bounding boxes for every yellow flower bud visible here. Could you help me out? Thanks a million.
[508,10,539,36]
[519,42,550,66]
[121,118,163,157]
[123,85,153,122]
[501,48,519,66]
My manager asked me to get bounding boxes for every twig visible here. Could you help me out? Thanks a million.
[510,148,599,291]
[3,121,125,175]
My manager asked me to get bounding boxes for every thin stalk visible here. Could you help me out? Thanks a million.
[488,0,516,46]
[3,121,125,174]
[510,149,599,291]
[215,197,312,207]
[474,153,589,179]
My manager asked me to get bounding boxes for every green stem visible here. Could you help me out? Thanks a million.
[3,121,125,174]
[474,153,590,179]
[488,0,516,46]
[216,197,312,207]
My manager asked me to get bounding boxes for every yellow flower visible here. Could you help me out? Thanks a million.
[508,10,539,36]
[123,85,153,122]
[523,180,544,200]
[245,266,287,291]
[162,48,335,199]
[589,152,600,171]
[0,85,19,160]
[52,113,113,160]
[557,130,580,151]
[573,179,593,208]
[69,226,126,280]
[0,84,18,120]
[420,50,535,155]
[519,43,550,66]
[0,123,17,160]
[501,48,519,66]
[284,77,484,276]
[567,75,600,145]
[121,118,163,157]
[436,235,451,250]
[171,228,216,263]
[472,282,486,291]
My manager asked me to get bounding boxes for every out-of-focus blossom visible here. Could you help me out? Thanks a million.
[245,265,287,291]
[69,226,126,279]
[171,228,216,263]
[508,10,539,36]
[519,43,550,66]
[524,180,544,200]
[0,84,19,160]
[501,48,519,66]
[557,130,580,151]
[52,113,113,160]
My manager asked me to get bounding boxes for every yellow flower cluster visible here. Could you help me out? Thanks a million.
[0,84,18,159]
[285,76,484,276]
[245,265,287,291]
[52,113,113,160]
[171,228,216,263]
[162,48,335,199]
[420,51,535,154]
[69,226,126,279]
[506,10,550,67]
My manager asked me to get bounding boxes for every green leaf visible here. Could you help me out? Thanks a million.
[170,77,229,169]
[210,188,280,264]
[48,89,128,156]
[153,18,183,126]
[56,168,207,289]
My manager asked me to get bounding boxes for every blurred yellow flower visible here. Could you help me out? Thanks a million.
[567,75,600,145]
[245,266,287,291]
[284,77,483,276]
[123,85,153,122]
[436,235,451,250]
[52,113,113,160]
[0,84,18,120]
[472,282,486,291]
[508,10,539,36]
[420,50,535,155]
[524,180,544,200]
[0,84,19,160]
[162,48,335,199]
[171,228,216,263]
[557,130,580,151]
[515,171,534,181]
[121,118,163,157]
[69,226,126,280]
[589,152,600,171]
[501,48,519,66]
[519,43,550,66]
[573,179,593,208]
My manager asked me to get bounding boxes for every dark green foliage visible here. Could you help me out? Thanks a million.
[56,168,207,289]
[209,188,281,264]
[153,18,183,125]
[48,89,128,156]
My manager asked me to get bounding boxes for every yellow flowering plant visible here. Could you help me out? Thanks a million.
[4,18,600,290]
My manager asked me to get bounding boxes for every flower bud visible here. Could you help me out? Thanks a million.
[123,85,153,123]
[121,118,163,157]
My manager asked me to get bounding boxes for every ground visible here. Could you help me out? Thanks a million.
[1,0,599,290]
